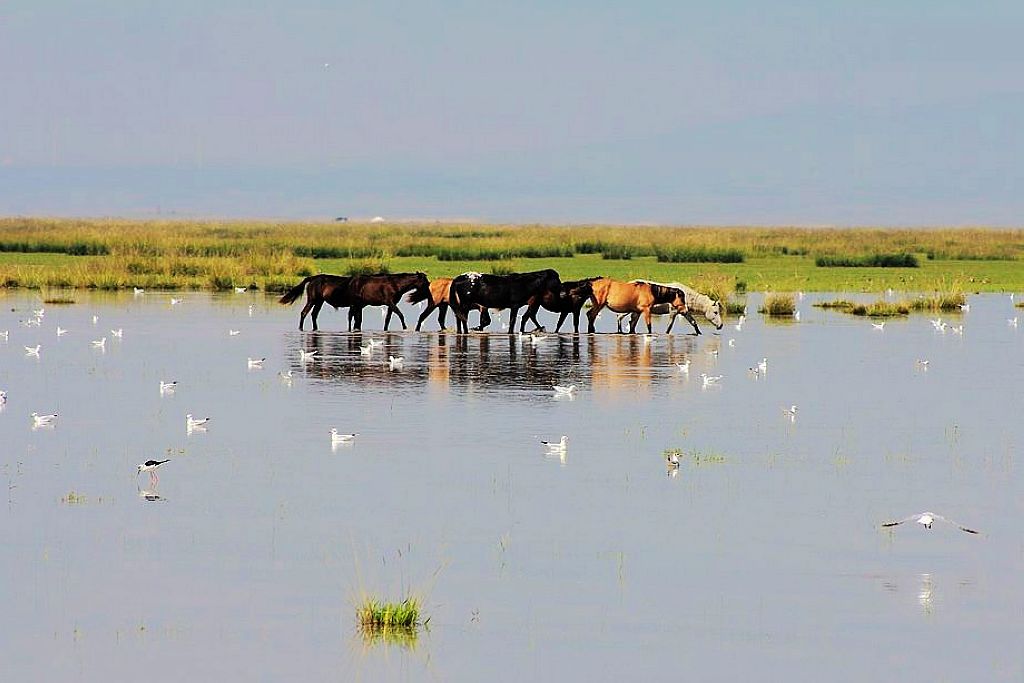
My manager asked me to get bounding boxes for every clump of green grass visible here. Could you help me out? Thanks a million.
[813,299,857,309]
[345,259,391,276]
[759,292,796,316]
[815,253,919,268]
[357,596,427,631]
[724,300,746,316]
[906,291,966,312]
[490,261,517,276]
[654,246,745,263]
[600,243,635,260]
[850,301,909,316]
[690,451,727,465]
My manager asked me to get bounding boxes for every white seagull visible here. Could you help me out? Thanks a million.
[951,325,964,335]
[92,315,99,324]
[701,373,723,388]
[33,308,45,318]
[247,357,265,369]
[56,326,68,336]
[881,512,979,534]
[758,357,768,374]
[675,360,690,374]
[133,287,145,296]
[186,414,210,430]
[793,310,801,321]
[916,359,930,367]
[25,345,41,357]
[170,298,183,306]
[541,435,568,457]
[111,328,123,338]
[91,337,106,349]
[1009,317,1019,328]
[553,384,577,396]
[228,329,241,336]
[0,330,8,340]
[728,338,736,347]
[387,355,404,370]
[299,349,317,363]
[959,303,970,312]
[368,338,384,348]
[872,322,885,331]
[159,381,177,394]
[330,429,357,444]
[359,343,373,355]
[665,450,681,470]
[234,287,247,293]
[279,370,293,381]
[31,412,58,426]
[782,405,798,418]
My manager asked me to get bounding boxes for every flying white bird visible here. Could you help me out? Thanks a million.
[24,345,41,357]
[330,429,357,444]
[33,308,45,318]
[186,414,210,429]
[916,359,930,367]
[881,512,979,534]
[388,355,404,371]
[247,357,265,369]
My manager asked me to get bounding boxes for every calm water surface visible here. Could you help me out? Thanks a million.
[1,291,1021,681]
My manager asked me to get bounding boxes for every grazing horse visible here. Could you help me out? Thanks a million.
[616,281,723,335]
[278,274,354,331]
[449,269,562,334]
[521,277,601,333]
[346,272,430,331]
[586,278,687,333]
[409,277,492,331]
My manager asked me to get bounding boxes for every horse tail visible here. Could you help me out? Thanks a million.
[278,275,316,305]
[406,285,432,305]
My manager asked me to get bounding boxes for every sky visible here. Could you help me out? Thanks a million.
[1,1,1022,224]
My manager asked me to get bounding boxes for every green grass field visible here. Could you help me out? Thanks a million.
[0,217,1021,294]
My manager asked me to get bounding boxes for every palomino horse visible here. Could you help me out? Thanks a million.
[449,269,562,334]
[278,274,353,331]
[409,277,492,331]
[521,277,601,333]
[616,281,723,335]
[586,278,687,333]
[346,272,430,331]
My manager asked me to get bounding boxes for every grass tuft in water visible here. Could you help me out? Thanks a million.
[357,596,427,631]
[759,292,796,316]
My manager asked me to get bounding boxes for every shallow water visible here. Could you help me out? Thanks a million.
[1,291,1021,681]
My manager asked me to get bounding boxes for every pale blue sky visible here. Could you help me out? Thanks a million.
[1,1,1022,223]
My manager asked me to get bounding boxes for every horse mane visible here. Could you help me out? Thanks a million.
[630,279,715,314]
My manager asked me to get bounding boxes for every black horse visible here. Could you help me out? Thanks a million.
[346,272,430,331]
[449,269,562,334]
[278,274,354,331]
[521,277,600,333]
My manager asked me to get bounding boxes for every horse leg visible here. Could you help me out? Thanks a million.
[437,303,449,329]
[572,308,581,333]
[555,311,569,333]
[299,298,315,331]
[644,308,653,333]
[391,304,407,330]
[477,307,492,331]
[415,302,436,331]
[682,310,701,335]
[509,307,520,334]
[587,302,605,333]
[627,312,641,334]
[310,301,324,331]
[666,311,678,334]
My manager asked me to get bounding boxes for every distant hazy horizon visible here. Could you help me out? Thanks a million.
[2,2,1022,225]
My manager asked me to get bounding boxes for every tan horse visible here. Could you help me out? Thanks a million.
[409,277,492,331]
[586,278,687,333]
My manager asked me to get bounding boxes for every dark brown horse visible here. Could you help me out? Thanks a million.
[449,269,562,334]
[278,274,353,331]
[346,272,430,331]
[521,277,601,333]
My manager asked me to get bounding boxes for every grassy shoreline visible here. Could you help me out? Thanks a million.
[1,217,1021,294]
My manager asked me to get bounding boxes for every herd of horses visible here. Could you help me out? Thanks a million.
[278,270,724,335]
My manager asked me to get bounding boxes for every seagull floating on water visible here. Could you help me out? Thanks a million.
[0,330,8,340]
[25,345,41,357]
[1009,317,1019,328]
[133,287,145,296]
[675,360,690,374]
[33,308,45,318]
[279,370,293,381]
[951,325,964,335]
[387,355,404,370]
[299,349,317,363]
[758,357,768,374]
[92,337,106,349]
[701,373,723,388]
[728,338,736,347]
[170,298,183,306]
[793,310,801,321]
[228,329,240,336]
[959,303,970,312]
[247,357,265,369]
[92,315,99,324]
[359,343,373,355]
[783,405,798,418]
[916,359,930,367]
[0,390,7,404]
[665,450,681,469]
[234,287,247,293]
[330,429,357,444]
[553,384,577,396]
[159,381,177,394]
[541,435,568,457]
[137,459,170,484]
[111,328,123,338]
[31,412,58,426]
[881,512,979,534]
[872,322,885,331]
[56,326,68,336]
[186,414,210,430]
